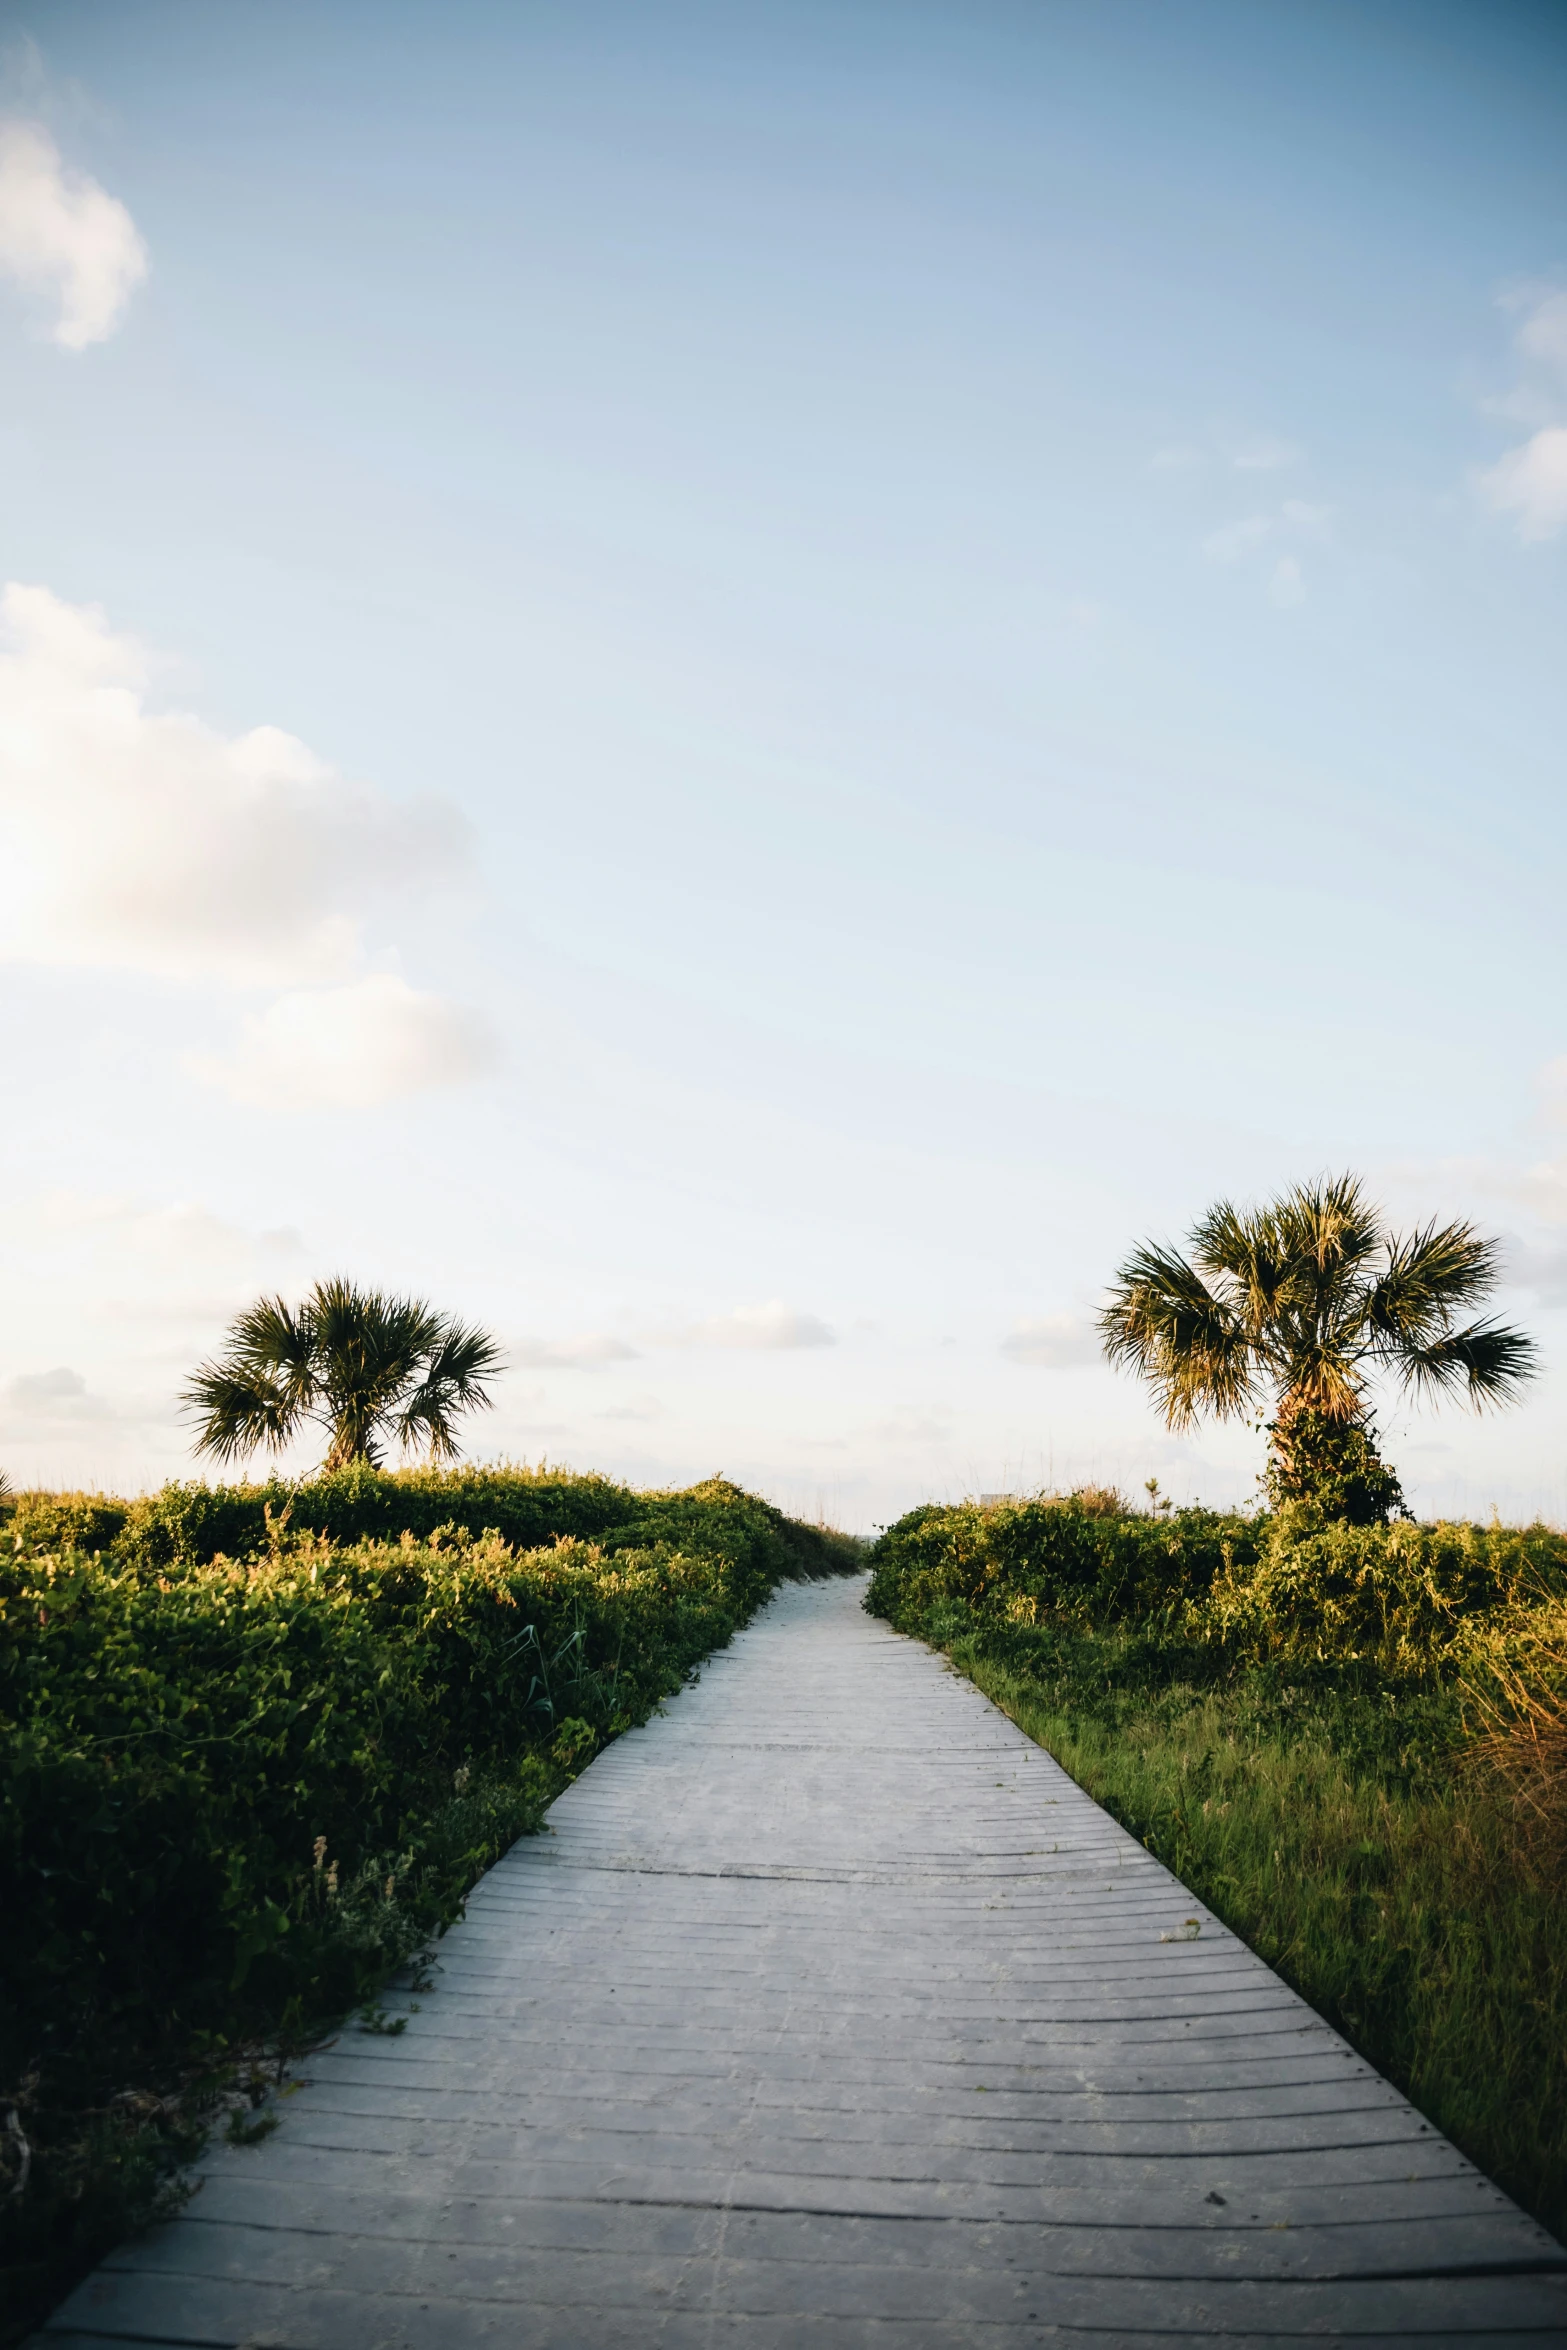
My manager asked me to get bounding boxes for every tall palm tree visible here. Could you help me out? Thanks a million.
[1098,1175,1536,1520]
[184,1277,503,1472]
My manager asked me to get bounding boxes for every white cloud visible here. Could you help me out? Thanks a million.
[0,584,467,987]
[512,1332,640,1370]
[5,1365,110,1419]
[1513,287,1567,380]
[683,1301,835,1350]
[188,974,497,1110]
[1480,426,1567,543]
[1478,290,1567,542]
[0,118,146,348]
[1000,1314,1102,1368]
[0,583,494,1109]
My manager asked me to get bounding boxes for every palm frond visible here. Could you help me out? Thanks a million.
[1365,1220,1503,1352]
[182,1364,305,1462]
[1099,1243,1256,1429]
[394,1320,504,1461]
[1189,1200,1291,1332]
[308,1279,446,1464]
[1276,1173,1384,1276]
[212,1294,317,1403]
[1396,1318,1539,1410]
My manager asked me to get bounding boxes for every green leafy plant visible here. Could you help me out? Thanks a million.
[1,1466,858,2345]
[1098,1174,1535,1521]
[865,1493,1567,2241]
[182,1277,503,1471]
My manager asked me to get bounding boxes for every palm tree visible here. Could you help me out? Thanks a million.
[184,1277,503,1472]
[1098,1175,1536,1521]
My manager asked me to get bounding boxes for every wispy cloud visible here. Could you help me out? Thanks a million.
[1269,555,1305,608]
[677,1301,835,1350]
[1477,286,1567,542]
[1201,500,1330,599]
[1482,427,1567,544]
[2,1193,312,1355]
[1230,435,1303,472]
[1150,429,1304,475]
[4,1364,110,1419]
[1000,1314,1101,1368]
[512,1332,641,1371]
[0,118,146,347]
[1202,513,1274,563]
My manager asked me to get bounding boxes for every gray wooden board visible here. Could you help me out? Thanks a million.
[38,1573,1567,2345]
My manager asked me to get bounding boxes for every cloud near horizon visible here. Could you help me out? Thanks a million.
[0,118,147,347]
[681,1301,836,1350]
[0,583,493,1108]
[2,1366,116,1429]
[511,1332,641,1370]
[1001,1314,1103,1368]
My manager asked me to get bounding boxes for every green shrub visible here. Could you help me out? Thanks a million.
[107,1461,645,1574]
[1204,1512,1567,1673]
[1,1467,855,2343]
[8,1492,131,1559]
[865,1493,1567,2242]
[865,1491,1259,1634]
[866,1491,1567,1679]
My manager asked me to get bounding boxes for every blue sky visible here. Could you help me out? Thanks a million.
[1,0,1565,1524]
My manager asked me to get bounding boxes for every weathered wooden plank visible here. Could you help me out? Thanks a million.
[37,1575,1567,2344]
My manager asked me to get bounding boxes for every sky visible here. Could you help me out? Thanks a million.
[0,0,1565,1528]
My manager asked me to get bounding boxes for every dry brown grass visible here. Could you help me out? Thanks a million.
[1467,1643,1567,1882]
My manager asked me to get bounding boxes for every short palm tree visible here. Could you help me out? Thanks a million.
[184,1277,503,1471]
[1098,1175,1536,1520]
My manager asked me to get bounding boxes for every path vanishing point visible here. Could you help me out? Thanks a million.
[39,1573,1567,2346]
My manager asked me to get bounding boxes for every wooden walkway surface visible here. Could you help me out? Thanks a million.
[41,1573,1567,2346]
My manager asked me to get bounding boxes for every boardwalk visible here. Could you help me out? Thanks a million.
[42,1574,1567,2346]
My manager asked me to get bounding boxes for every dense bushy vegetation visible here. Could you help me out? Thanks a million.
[867,1492,1567,2241]
[1,1464,857,2342]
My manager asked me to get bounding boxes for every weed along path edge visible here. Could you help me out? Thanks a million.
[40,1574,1566,2347]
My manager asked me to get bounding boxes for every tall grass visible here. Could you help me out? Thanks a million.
[868,1498,1567,2244]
